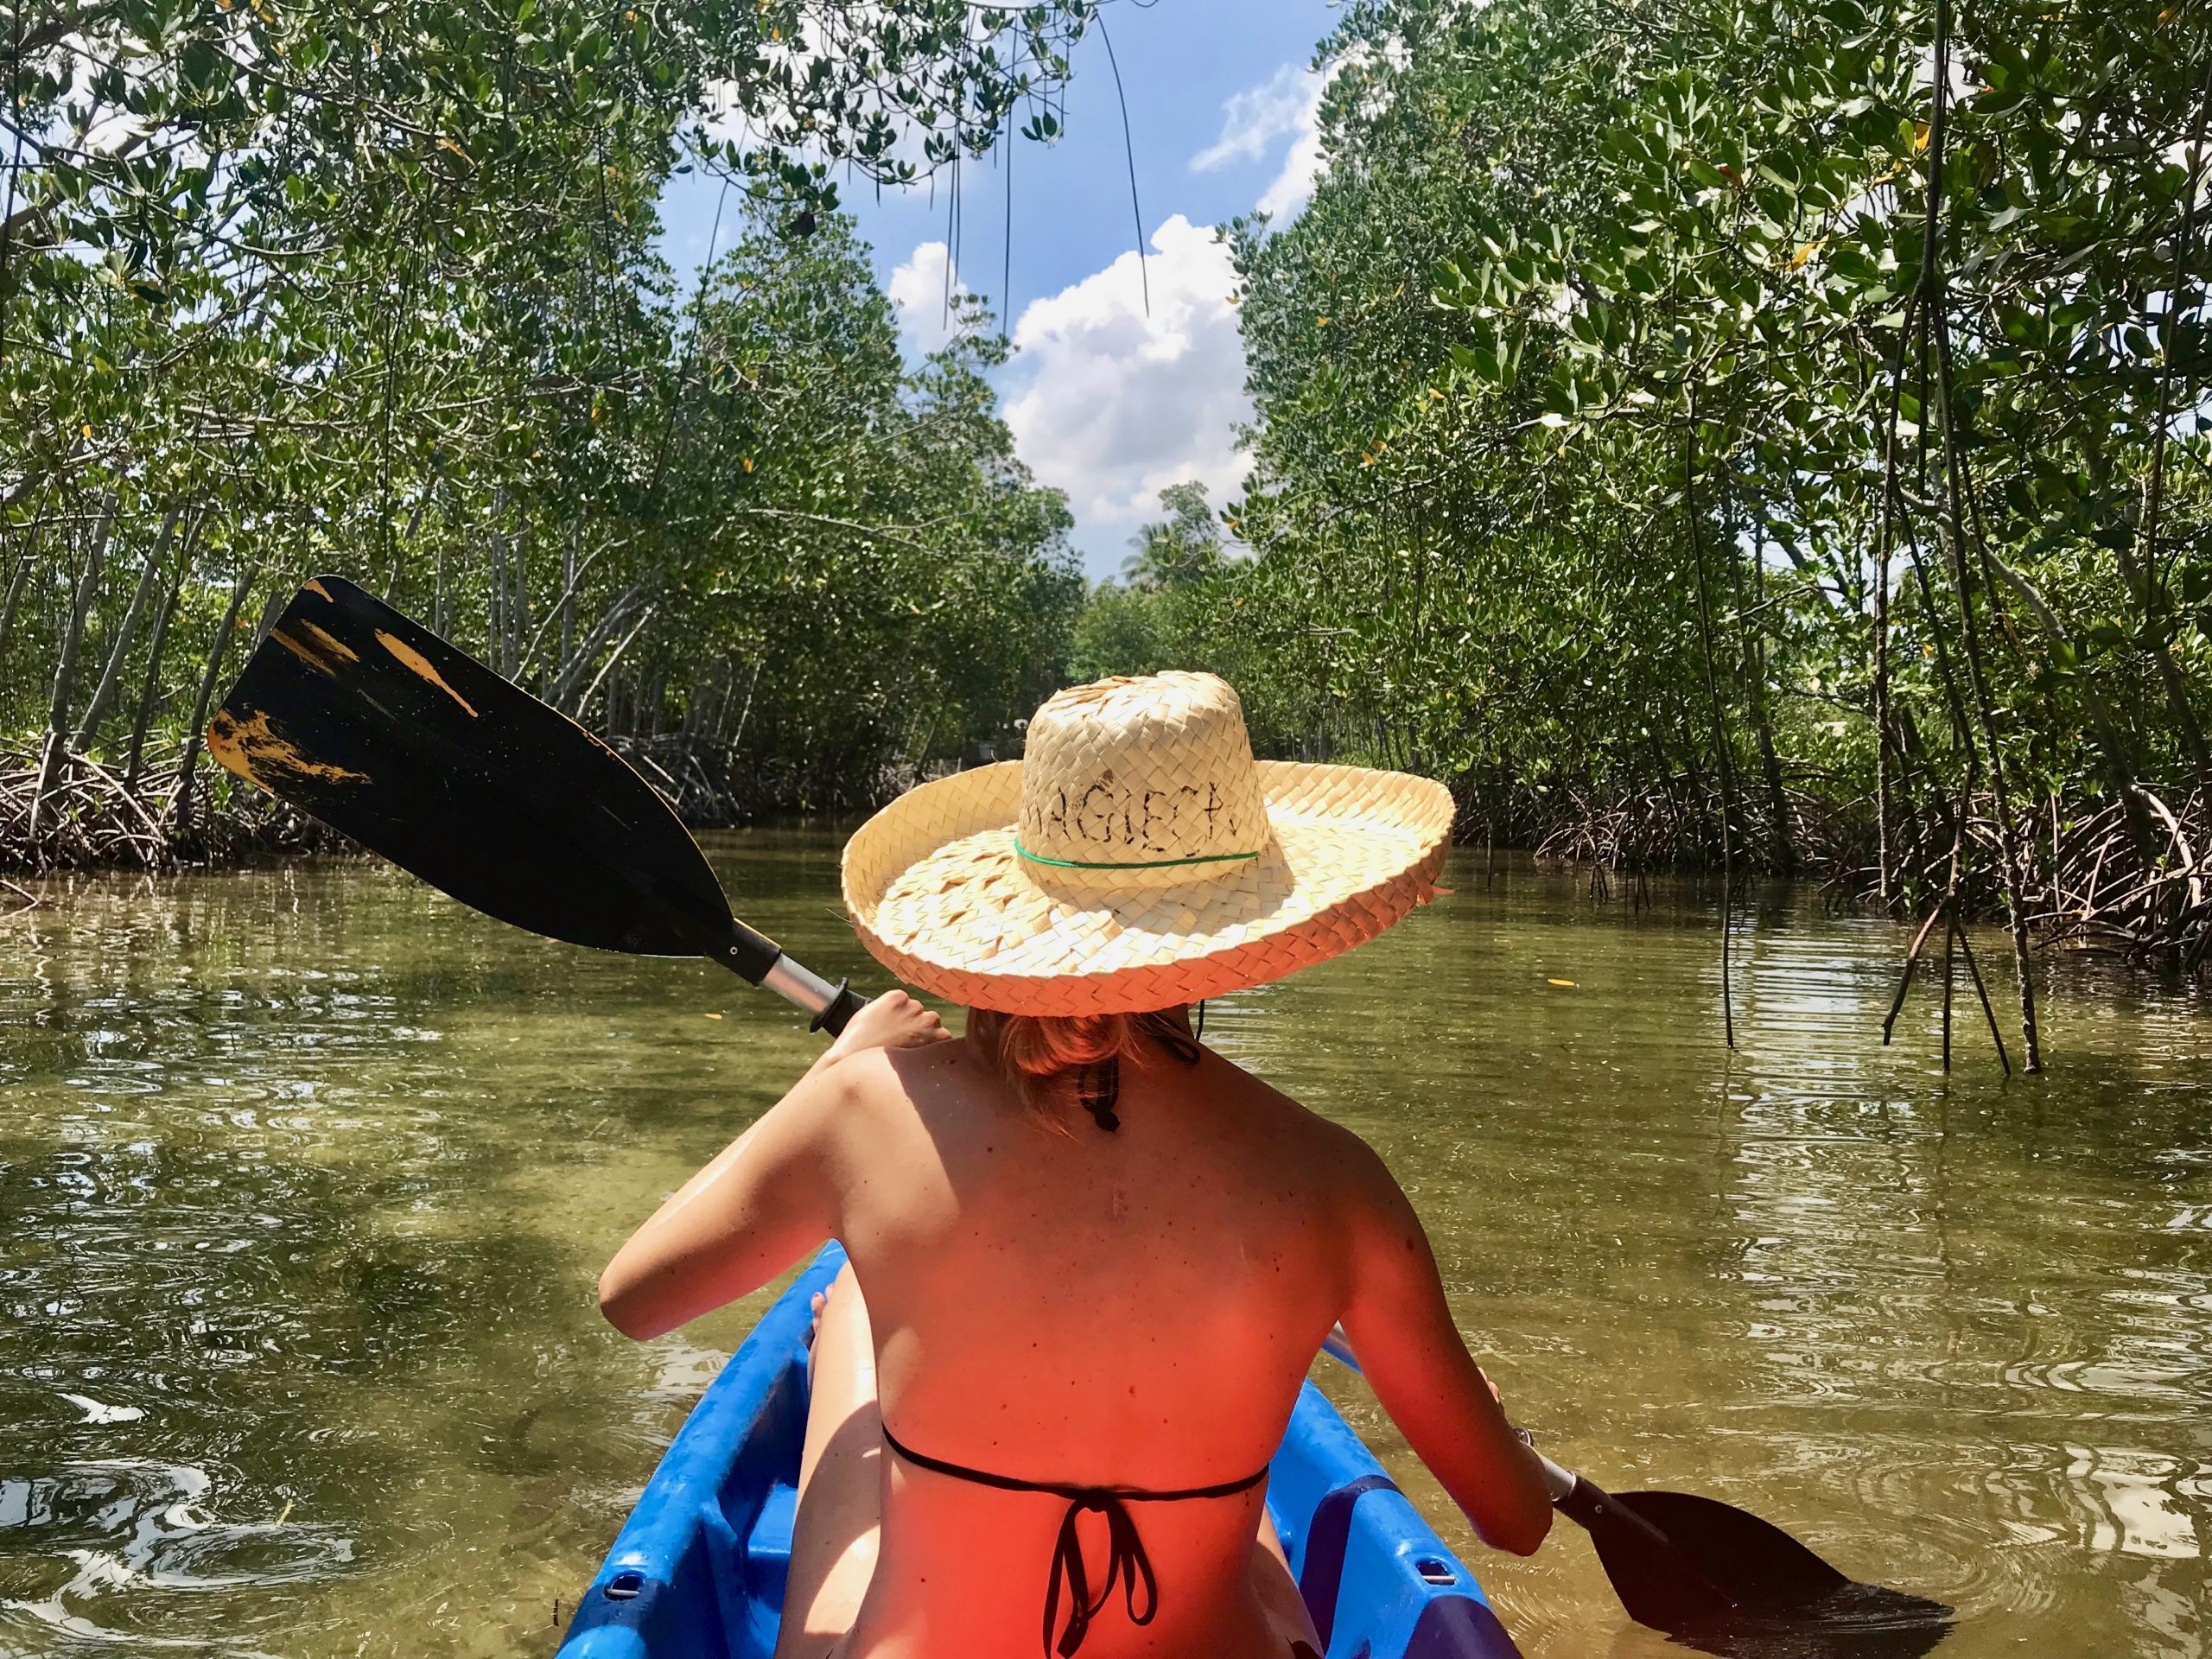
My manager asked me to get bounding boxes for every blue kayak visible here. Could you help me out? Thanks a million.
[558,1245,1521,1659]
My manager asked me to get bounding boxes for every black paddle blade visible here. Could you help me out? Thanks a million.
[1565,1482,1953,1656]
[210,576,770,974]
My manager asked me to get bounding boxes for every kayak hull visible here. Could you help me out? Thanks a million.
[560,1245,1520,1659]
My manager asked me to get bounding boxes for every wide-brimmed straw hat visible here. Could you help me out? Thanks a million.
[842,671,1454,1014]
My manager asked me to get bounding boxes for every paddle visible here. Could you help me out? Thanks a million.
[1319,1329,1953,1656]
[206,575,868,1035]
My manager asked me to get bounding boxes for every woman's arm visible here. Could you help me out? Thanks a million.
[597,992,949,1340]
[1338,1141,1554,1556]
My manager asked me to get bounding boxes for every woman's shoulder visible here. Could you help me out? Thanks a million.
[822,1036,991,1129]
[828,1036,1397,1205]
[1182,1052,1402,1198]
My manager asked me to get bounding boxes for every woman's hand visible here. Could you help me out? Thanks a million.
[823,989,950,1063]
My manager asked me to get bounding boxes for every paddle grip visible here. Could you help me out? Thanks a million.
[710,924,868,1035]
[1533,1450,1580,1503]
[809,981,868,1038]
[757,950,870,1036]
[717,923,785,983]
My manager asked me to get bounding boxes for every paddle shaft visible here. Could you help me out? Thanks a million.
[752,946,869,1034]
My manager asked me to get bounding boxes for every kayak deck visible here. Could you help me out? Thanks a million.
[559,1246,1520,1659]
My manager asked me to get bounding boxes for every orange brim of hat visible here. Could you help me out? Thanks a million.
[842,760,1455,1015]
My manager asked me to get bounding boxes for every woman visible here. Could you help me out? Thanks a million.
[599,671,1552,1659]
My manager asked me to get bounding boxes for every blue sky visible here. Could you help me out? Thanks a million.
[655,0,1343,580]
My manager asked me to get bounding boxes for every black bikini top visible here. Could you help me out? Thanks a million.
[880,1424,1270,1658]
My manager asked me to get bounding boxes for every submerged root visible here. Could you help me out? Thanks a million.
[0,739,342,873]
[1494,773,2212,988]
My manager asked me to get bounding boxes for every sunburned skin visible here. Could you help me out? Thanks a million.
[598,993,1551,1659]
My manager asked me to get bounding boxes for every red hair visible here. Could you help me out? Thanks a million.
[965,1008,1199,1133]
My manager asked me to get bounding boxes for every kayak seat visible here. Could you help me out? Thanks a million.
[745,1481,801,1583]
[1295,1472,1403,1641]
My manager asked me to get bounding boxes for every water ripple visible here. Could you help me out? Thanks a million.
[3,849,2208,1657]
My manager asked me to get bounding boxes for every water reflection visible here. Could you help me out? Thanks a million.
[2,844,2207,1656]
[1,1459,351,1655]
[1669,1586,1953,1659]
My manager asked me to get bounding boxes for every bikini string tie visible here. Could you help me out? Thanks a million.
[880,1425,1268,1659]
[1043,1490,1156,1658]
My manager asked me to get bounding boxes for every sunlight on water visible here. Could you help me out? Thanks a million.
[2,836,2206,1656]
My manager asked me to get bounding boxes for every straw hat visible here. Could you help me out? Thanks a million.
[842,672,1454,1014]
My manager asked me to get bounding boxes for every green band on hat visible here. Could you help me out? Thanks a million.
[1014,840,1259,872]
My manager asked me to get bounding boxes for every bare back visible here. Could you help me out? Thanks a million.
[804,1038,1363,1657]
[600,1008,1550,1659]
[847,1039,1353,1486]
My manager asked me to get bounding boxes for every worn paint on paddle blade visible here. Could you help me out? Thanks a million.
[207,707,371,791]
[373,629,478,716]
[267,620,362,677]
[208,575,765,969]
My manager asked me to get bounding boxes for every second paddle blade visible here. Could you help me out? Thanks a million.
[210,576,752,965]
[1591,1489,1952,1657]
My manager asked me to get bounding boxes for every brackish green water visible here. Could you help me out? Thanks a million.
[3,834,2207,1658]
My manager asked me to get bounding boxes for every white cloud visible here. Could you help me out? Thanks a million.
[1257,86,1328,219]
[1191,64,1315,172]
[1192,62,1331,224]
[1003,215,1252,528]
[887,240,974,359]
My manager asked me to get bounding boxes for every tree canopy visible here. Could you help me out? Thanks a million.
[1,0,1092,857]
[1082,0,2212,1025]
